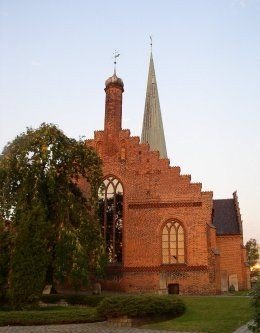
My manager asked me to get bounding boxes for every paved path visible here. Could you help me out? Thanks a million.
[0,322,198,333]
[232,321,252,333]
[0,321,252,333]
[0,322,193,333]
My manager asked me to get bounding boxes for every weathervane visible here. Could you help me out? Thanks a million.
[113,49,120,74]
[150,35,153,52]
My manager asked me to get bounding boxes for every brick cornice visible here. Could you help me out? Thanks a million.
[128,201,202,209]
[106,265,208,273]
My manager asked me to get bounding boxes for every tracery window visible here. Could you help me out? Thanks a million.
[98,176,123,264]
[162,221,185,264]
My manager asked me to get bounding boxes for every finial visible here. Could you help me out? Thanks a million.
[150,35,153,52]
[113,49,120,74]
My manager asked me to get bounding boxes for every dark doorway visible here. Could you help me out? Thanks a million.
[168,283,179,294]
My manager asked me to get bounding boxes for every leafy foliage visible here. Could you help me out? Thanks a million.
[246,239,259,268]
[0,123,104,306]
[228,284,235,293]
[9,200,50,306]
[0,218,10,304]
[40,294,105,307]
[249,278,260,332]
[97,295,186,319]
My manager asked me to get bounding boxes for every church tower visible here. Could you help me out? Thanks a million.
[103,69,124,155]
[141,51,167,158]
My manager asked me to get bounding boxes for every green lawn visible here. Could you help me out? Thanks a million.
[0,296,253,332]
[0,306,103,326]
[142,296,253,333]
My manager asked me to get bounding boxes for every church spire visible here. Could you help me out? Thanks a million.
[141,49,167,158]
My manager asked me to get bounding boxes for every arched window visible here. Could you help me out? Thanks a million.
[98,176,123,264]
[162,221,185,264]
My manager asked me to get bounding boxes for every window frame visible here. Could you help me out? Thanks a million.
[98,175,124,265]
[161,220,186,265]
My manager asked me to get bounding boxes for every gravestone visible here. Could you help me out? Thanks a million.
[220,271,228,292]
[229,274,238,291]
[42,284,52,295]
[93,282,101,295]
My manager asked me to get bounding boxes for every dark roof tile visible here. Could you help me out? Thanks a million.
[213,199,240,235]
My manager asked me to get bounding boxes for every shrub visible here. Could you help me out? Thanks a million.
[40,294,105,307]
[229,284,235,293]
[248,278,260,332]
[0,220,10,306]
[97,295,186,319]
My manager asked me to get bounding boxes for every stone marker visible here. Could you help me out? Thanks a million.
[229,274,239,291]
[93,282,101,295]
[42,284,52,295]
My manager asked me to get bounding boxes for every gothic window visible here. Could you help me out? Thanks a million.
[162,221,185,264]
[98,176,123,264]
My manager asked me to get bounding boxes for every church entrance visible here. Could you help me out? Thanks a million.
[168,283,179,294]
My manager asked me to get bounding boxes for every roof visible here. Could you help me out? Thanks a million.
[213,199,241,235]
[141,52,167,158]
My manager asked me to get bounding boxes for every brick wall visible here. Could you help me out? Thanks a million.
[85,127,219,293]
[217,235,248,290]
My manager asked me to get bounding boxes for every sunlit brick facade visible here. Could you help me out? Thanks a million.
[83,63,249,294]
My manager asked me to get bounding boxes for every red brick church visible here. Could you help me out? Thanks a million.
[84,51,250,294]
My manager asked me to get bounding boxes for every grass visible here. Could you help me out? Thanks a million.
[0,306,103,326]
[0,295,253,331]
[142,296,253,333]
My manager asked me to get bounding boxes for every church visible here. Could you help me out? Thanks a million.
[84,50,250,295]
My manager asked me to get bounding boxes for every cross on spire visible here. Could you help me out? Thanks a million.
[113,50,120,74]
[150,35,153,52]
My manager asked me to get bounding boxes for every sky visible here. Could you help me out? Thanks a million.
[0,0,259,243]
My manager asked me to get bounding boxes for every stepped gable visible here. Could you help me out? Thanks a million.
[213,197,241,235]
[86,126,211,200]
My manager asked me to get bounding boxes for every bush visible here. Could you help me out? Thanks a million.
[66,295,105,307]
[0,220,10,306]
[40,294,105,307]
[97,295,186,319]
[229,284,235,293]
[249,278,260,332]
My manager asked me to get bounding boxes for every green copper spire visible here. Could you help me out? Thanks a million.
[141,52,167,158]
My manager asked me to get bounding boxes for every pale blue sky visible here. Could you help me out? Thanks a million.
[0,0,259,242]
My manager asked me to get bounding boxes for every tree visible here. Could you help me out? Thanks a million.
[9,199,50,305]
[246,239,259,269]
[0,123,104,306]
[0,217,10,304]
[248,278,260,332]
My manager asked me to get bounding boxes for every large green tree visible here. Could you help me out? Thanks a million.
[0,123,104,306]
[0,217,10,304]
[246,238,259,269]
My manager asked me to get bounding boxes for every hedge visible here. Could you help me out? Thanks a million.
[97,295,186,319]
[40,294,105,307]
